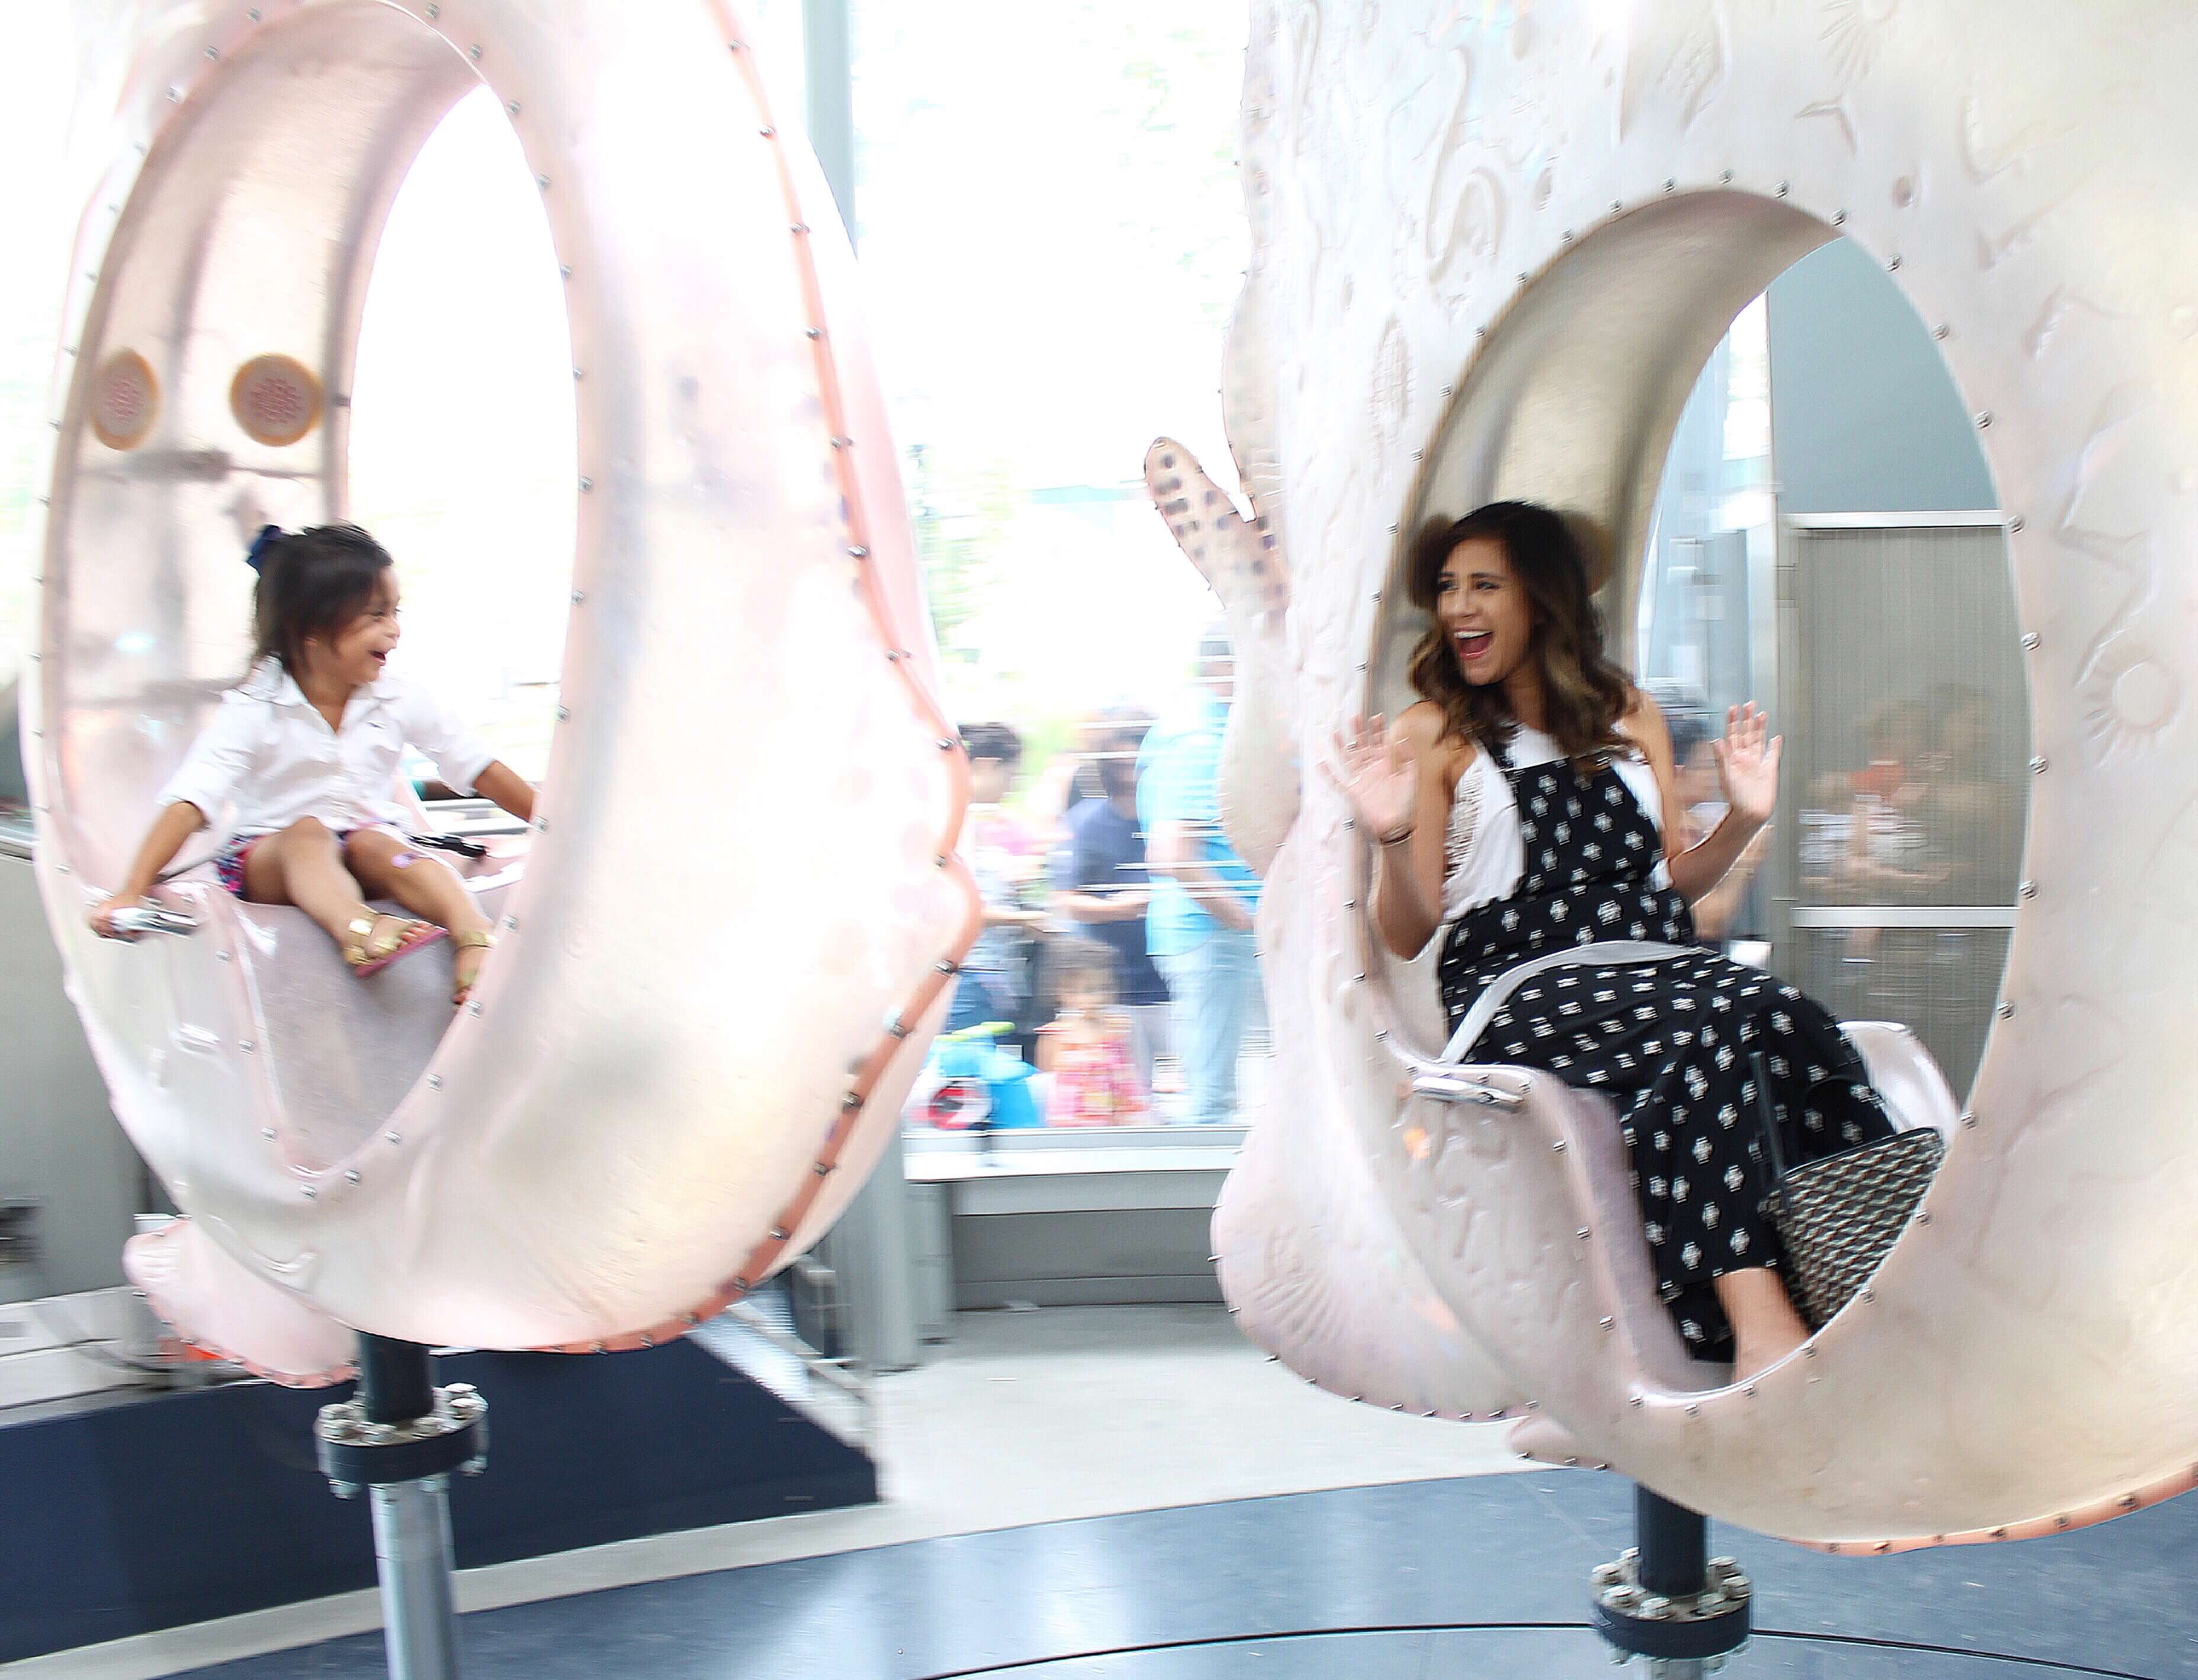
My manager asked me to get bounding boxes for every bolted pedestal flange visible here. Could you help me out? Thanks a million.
[1593,1487,1751,1669]
[317,1381,488,1490]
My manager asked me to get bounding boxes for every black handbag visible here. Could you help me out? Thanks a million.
[1748,1050,1943,1329]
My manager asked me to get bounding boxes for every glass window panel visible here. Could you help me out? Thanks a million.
[851,2,1262,1132]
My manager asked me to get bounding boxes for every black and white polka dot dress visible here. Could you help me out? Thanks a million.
[1436,746,1893,1362]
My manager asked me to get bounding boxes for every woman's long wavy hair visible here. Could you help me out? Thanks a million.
[1405,500,1634,765]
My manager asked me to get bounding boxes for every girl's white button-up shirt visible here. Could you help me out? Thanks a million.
[157,659,495,841]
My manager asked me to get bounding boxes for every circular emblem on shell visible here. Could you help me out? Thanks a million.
[89,349,160,451]
[229,353,325,447]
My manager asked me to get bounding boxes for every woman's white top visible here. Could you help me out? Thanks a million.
[157,658,496,842]
[1439,724,1668,920]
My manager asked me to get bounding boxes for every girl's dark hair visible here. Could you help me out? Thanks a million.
[1051,938,1118,1006]
[248,524,393,677]
[960,721,1024,768]
[1404,500,1632,764]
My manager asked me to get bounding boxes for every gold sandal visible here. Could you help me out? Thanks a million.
[451,929,496,1007]
[345,915,447,977]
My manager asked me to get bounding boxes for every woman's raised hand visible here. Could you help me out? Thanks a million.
[1713,702,1782,826]
[1325,713,1416,841]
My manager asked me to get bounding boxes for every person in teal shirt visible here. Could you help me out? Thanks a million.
[1138,629,1266,1123]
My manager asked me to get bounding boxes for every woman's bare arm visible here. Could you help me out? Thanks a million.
[1370,704,1457,960]
[473,760,537,825]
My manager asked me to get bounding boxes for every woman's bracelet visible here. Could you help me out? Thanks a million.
[1376,824,1415,847]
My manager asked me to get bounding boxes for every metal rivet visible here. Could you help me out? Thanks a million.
[217,951,231,963]
[386,1130,402,1145]
[791,222,809,235]
[805,327,822,340]
[1858,1287,1874,1303]
[1599,1317,1613,1332]
[1975,412,1992,429]
[1888,254,1903,270]
[813,1161,834,1177]
[848,545,869,558]
[262,1126,276,1140]
[571,589,586,604]
[1561,230,1574,243]
[535,816,548,832]
[1611,200,1622,213]
[204,44,220,60]
[167,86,182,102]
[1663,177,1676,192]
[842,1091,863,1110]
[302,1185,317,1199]
[428,1074,443,1090]
[1353,973,1366,983]
[734,1277,750,1291]
[1776,181,1789,197]
[560,265,573,280]
[831,436,853,450]
[1997,1001,2015,1020]
[2021,631,2041,651]
[2019,880,2038,899]
[935,959,958,975]
[1630,1395,1644,1408]
[1916,1211,1932,1225]
[535,174,550,190]
[1411,449,1423,461]
[1344,899,1357,910]
[2028,755,2048,775]
[502,915,518,931]
[1960,1112,1977,1130]
[1686,1404,1700,1417]
[469,1001,483,1016]
[425,3,439,17]
[240,1039,254,1052]
[1575,1227,1591,1242]
[1832,209,1848,226]
[556,705,571,722]
[2007,515,2025,532]
[345,1170,361,1184]
[506,99,521,116]
[578,476,593,492]
[469,43,482,61]
[770,1226,789,1242]
[640,1333,655,1348]
[1718,170,1734,185]
[248,6,261,18]
[1387,523,1399,535]
[760,126,776,138]
[1553,1139,1567,1153]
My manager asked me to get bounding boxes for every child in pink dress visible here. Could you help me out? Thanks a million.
[1035,941,1148,1127]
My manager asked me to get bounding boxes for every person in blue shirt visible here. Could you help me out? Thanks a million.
[1058,719,1172,1094]
[1137,629,1266,1124]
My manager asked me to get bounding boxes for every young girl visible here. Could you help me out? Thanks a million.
[88,523,537,1006]
[1034,940,1148,1127]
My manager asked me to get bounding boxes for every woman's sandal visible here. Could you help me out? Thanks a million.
[344,914,448,978]
[450,929,496,1007]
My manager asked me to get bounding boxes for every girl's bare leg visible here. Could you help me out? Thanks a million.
[239,818,379,946]
[343,829,494,995]
[1713,1267,1813,1382]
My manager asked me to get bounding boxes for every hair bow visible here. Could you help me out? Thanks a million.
[244,525,284,573]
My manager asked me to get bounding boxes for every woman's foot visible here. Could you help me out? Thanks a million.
[450,929,496,1007]
[344,913,447,977]
[1714,1267,1813,1382]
